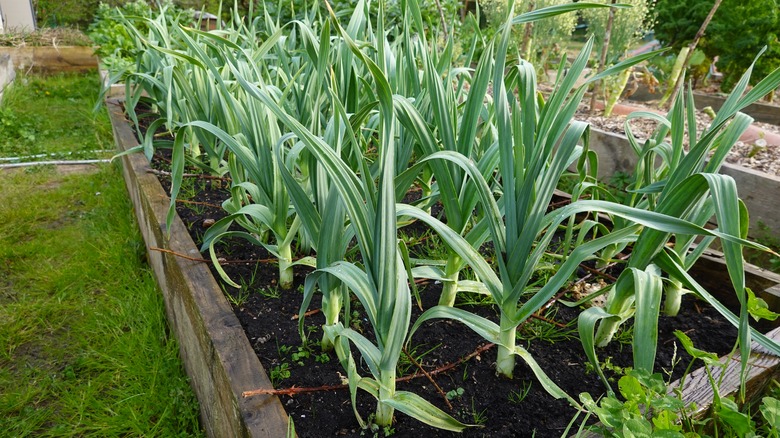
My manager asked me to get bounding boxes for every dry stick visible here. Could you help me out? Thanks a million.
[242,343,495,398]
[664,0,723,109]
[529,312,568,329]
[176,198,224,209]
[578,263,617,282]
[147,168,231,181]
[403,347,454,411]
[148,247,278,265]
[589,0,617,116]
[433,0,448,40]
[291,309,321,320]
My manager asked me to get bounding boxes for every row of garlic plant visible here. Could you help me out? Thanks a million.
[111,0,780,430]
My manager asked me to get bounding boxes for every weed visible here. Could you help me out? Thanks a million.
[446,387,465,400]
[585,356,631,382]
[470,399,488,425]
[222,283,250,307]
[508,381,533,404]
[257,285,281,299]
[269,362,291,386]
[519,307,576,343]
[397,342,441,375]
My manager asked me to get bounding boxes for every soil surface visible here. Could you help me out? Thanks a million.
[150,161,739,438]
[131,105,746,437]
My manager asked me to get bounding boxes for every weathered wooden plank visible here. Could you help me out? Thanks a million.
[0,46,97,73]
[670,326,780,419]
[107,99,291,438]
[693,91,780,126]
[0,53,14,104]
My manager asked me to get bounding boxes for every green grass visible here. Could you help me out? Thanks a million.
[0,164,204,437]
[0,71,203,437]
[0,72,115,160]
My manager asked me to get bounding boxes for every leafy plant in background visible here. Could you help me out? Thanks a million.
[88,0,191,76]
[653,0,712,51]
[582,0,653,66]
[583,0,654,116]
[482,0,577,70]
[701,0,780,95]
[655,0,780,97]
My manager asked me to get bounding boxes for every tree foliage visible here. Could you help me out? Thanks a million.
[654,0,780,93]
[703,0,780,91]
[653,0,711,51]
[581,0,653,65]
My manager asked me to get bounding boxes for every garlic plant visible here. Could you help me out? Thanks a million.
[108,0,780,431]
[581,59,780,388]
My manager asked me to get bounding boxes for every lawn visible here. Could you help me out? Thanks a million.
[0,72,203,437]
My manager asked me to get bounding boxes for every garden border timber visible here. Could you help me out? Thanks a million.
[0,46,97,73]
[106,97,780,436]
[0,53,14,103]
[623,85,780,126]
[106,98,290,438]
[693,91,780,126]
[587,127,780,238]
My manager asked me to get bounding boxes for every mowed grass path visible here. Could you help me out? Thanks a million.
[0,72,203,437]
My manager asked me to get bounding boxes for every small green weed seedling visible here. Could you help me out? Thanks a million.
[269,363,291,386]
[508,381,533,404]
[446,387,465,401]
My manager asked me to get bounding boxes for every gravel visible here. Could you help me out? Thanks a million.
[575,100,780,176]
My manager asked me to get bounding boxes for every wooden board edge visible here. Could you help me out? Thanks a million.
[106,99,291,438]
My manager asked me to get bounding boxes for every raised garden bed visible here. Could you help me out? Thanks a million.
[108,98,780,437]
[588,127,780,238]
[0,46,97,73]
[107,99,290,438]
[693,91,780,126]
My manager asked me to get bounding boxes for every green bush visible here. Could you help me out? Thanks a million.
[654,0,780,94]
[702,0,780,92]
[88,1,191,74]
[653,0,711,51]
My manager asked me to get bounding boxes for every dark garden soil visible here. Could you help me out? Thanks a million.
[133,108,741,438]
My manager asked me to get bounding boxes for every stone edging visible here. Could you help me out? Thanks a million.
[106,99,290,438]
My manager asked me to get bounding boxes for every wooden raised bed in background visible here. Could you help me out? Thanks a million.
[588,127,780,239]
[106,98,780,436]
[693,91,780,126]
[0,46,97,73]
[106,99,290,438]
